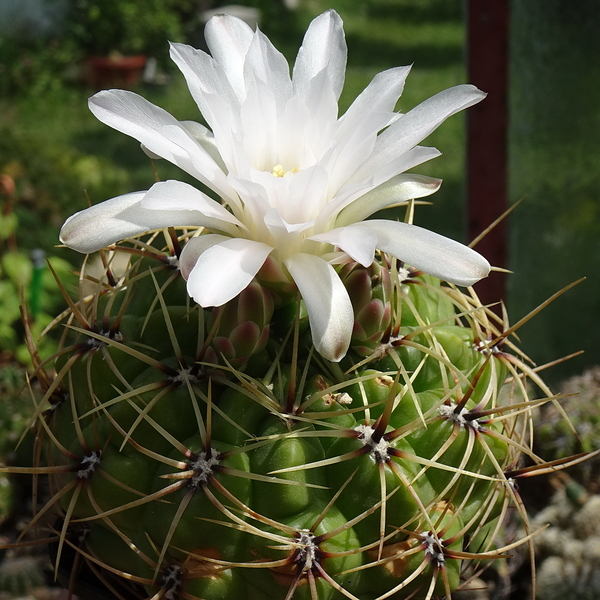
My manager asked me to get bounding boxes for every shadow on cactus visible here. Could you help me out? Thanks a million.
[3,9,597,600]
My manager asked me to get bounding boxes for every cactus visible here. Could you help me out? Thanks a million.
[6,9,594,600]
[528,484,600,600]
[536,366,600,486]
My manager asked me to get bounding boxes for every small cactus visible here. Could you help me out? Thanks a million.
[530,487,600,600]
[536,366,600,487]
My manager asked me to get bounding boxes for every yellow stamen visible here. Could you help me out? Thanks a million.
[271,164,299,178]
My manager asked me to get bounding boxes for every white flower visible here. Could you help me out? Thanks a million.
[60,10,490,362]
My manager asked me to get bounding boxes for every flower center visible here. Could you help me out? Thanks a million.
[271,164,299,178]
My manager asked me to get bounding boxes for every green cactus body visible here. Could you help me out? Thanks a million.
[12,232,559,600]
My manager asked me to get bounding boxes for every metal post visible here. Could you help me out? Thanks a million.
[466,0,509,307]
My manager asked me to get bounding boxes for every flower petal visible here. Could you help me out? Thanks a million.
[292,9,347,101]
[284,253,353,361]
[335,174,442,227]
[362,220,490,286]
[59,191,214,254]
[59,181,249,255]
[60,192,145,253]
[204,14,254,101]
[300,68,340,144]
[337,65,411,138]
[319,145,442,228]
[88,90,235,200]
[285,165,329,224]
[240,77,282,171]
[141,120,223,166]
[309,225,378,267]
[244,28,292,107]
[186,237,273,307]
[180,120,227,171]
[351,85,485,184]
[179,234,230,279]
[325,110,395,196]
[141,180,246,236]
[169,42,238,125]
[380,84,486,155]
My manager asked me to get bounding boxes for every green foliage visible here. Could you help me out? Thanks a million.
[0,364,31,452]
[0,246,73,365]
[0,361,38,531]
[66,0,192,57]
[0,0,196,97]
[0,34,81,98]
[0,122,136,251]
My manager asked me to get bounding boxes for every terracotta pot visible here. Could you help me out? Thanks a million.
[86,55,147,90]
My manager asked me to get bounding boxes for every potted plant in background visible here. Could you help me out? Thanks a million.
[67,0,189,89]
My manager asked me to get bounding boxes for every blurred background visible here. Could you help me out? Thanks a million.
[0,0,599,597]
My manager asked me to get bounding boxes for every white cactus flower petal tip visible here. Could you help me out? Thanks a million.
[59,9,490,362]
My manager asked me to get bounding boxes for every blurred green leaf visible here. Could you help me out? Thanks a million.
[1,251,31,288]
[0,213,17,240]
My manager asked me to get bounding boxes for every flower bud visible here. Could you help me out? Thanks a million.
[206,282,274,368]
[340,260,393,356]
